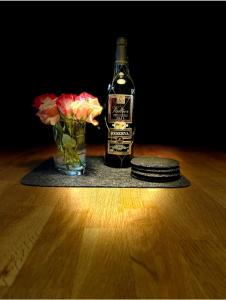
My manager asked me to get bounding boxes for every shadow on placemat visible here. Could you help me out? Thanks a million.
[21,156,191,188]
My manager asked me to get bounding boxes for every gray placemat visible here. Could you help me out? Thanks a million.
[21,156,190,188]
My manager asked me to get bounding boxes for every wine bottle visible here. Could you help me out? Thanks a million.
[104,37,135,168]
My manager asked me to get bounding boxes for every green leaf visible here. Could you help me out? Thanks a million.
[62,134,76,149]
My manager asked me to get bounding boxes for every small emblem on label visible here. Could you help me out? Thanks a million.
[116,95,125,104]
[107,140,132,155]
[112,121,128,130]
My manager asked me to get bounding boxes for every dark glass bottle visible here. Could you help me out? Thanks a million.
[104,37,135,168]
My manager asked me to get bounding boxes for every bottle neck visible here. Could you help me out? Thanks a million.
[115,41,128,63]
[114,63,130,75]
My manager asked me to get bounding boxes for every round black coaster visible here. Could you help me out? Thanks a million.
[131,170,181,182]
[131,157,179,170]
[131,156,182,183]
[131,165,180,174]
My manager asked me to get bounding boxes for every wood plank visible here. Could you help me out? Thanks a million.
[72,228,137,299]
[141,185,226,242]
[0,186,57,287]
[180,239,226,298]
[4,206,87,298]
[0,287,8,298]
[127,222,207,298]
[122,188,207,298]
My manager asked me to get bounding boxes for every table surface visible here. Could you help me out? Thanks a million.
[0,144,226,299]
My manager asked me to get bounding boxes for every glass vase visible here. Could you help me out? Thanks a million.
[53,120,86,176]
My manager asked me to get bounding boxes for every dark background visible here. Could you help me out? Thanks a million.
[0,1,225,148]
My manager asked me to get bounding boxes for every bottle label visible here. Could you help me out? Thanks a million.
[107,140,132,155]
[107,121,133,155]
[108,128,132,139]
[108,94,133,123]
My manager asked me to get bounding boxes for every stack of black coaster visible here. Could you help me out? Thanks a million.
[131,157,181,182]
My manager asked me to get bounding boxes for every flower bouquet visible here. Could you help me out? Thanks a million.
[33,92,103,175]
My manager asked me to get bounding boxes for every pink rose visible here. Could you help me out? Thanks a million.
[73,92,103,125]
[33,94,56,109]
[36,98,60,125]
[86,98,103,126]
[71,101,90,121]
[76,92,96,101]
[56,94,77,117]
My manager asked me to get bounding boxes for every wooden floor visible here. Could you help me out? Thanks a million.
[0,144,226,299]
